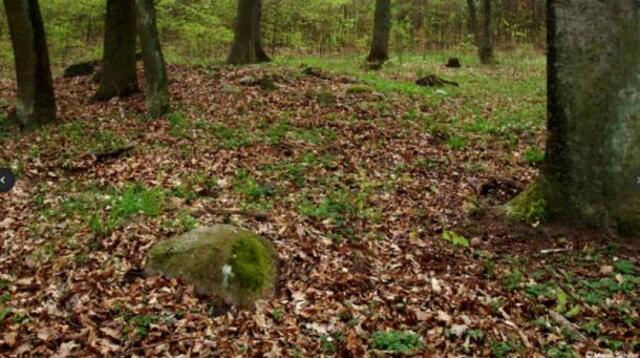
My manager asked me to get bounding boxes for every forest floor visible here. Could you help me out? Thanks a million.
[0,51,638,357]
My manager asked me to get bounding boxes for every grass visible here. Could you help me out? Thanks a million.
[370,330,423,353]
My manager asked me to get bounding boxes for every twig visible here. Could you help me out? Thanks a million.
[120,336,200,357]
[540,248,568,255]
[548,311,588,342]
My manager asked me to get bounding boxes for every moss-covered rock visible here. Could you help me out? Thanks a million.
[345,84,373,95]
[504,181,548,222]
[146,225,278,308]
[304,89,337,105]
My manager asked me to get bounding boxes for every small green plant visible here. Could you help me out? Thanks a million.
[233,169,277,202]
[211,124,253,149]
[128,314,159,340]
[370,330,423,353]
[504,269,522,292]
[168,112,190,138]
[442,230,470,247]
[446,136,468,151]
[524,147,544,164]
[490,340,521,358]
[613,260,636,274]
[547,344,578,358]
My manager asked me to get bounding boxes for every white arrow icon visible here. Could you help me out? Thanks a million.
[0,176,5,185]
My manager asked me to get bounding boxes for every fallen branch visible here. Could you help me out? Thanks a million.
[548,311,588,342]
[93,144,135,162]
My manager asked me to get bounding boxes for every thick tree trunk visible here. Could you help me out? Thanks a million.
[135,0,170,117]
[228,0,270,64]
[466,0,480,46]
[509,0,640,234]
[366,0,391,63]
[94,0,138,101]
[478,0,493,64]
[3,0,56,127]
[253,0,270,62]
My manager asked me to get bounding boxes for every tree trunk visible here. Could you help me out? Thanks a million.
[509,0,640,234]
[478,0,493,64]
[3,0,56,127]
[228,0,270,64]
[135,0,170,117]
[366,0,391,63]
[94,0,138,101]
[253,0,270,62]
[466,0,480,46]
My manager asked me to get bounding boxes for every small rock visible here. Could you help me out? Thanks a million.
[238,76,257,86]
[146,225,278,309]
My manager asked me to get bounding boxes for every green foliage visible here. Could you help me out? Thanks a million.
[490,340,522,358]
[442,230,470,247]
[503,269,522,292]
[370,330,423,353]
[524,147,545,164]
[613,260,636,275]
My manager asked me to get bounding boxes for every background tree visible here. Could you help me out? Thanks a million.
[478,0,493,64]
[135,0,169,117]
[466,0,479,47]
[366,0,391,63]
[94,0,138,101]
[228,0,270,64]
[3,0,56,127]
[508,0,640,233]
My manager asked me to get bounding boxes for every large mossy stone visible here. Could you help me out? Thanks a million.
[146,225,278,308]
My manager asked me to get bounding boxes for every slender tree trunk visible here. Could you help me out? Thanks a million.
[3,0,56,128]
[509,0,640,234]
[135,0,170,117]
[253,0,270,62]
[94,0,138,101]
[466,0,480,46]
[366,0,391,63]
[478,0,493,64]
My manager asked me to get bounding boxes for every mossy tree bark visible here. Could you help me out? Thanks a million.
[511,0,640,234]
[366,0,391,63]
[478,0,493,64]
[228,0,270,65]
[3,0,56,128]
[94,0,138,101]
[135,0,170,117]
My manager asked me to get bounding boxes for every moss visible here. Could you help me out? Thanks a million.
[345,84,373,95]
[146,225,277,308]
[230,236,271,291]
[505,181,548,222]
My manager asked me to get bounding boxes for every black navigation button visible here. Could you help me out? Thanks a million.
[0,168,15,192]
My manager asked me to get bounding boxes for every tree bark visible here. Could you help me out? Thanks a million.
[466,0,480,46]
[511,0,640,234]
[135,0,170,117]
[94,0,138,101]
[366,0,391,63]
[3,0,56,127]
[228,0,270,64]
[253,0,270,62]
[478,0,493,64]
